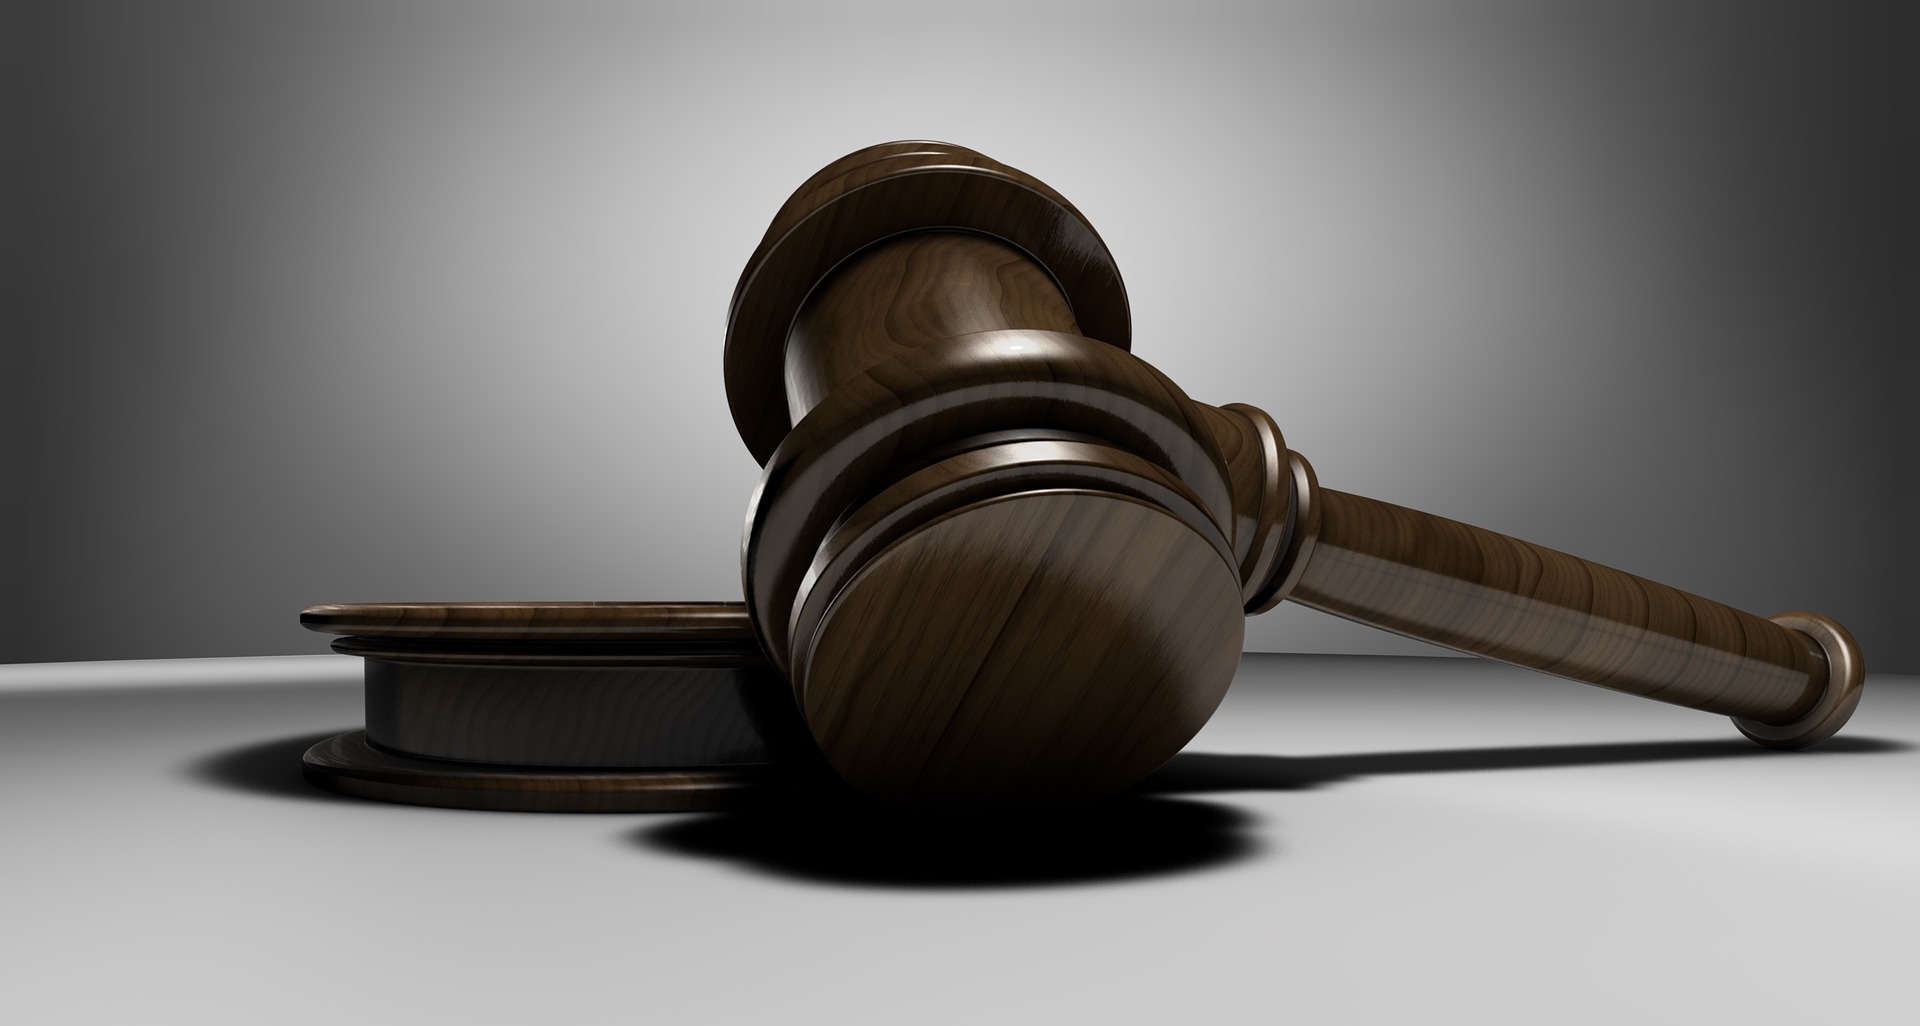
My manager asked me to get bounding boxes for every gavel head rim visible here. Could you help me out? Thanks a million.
[724,140,1133,465]
[741,328,1237,678]
[782,435,1236,706]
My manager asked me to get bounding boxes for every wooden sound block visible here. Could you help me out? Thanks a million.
[299,602,820,812]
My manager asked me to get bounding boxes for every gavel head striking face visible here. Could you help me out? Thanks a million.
[724,141,1864,808]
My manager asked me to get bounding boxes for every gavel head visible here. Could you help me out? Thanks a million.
[725,143,1279,807]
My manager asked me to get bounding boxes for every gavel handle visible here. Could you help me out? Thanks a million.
[1271,468,1863,748]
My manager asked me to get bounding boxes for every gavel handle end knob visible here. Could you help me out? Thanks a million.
[1734,612,1865,749]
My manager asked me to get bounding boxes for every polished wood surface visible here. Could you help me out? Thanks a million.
[784,435,1231,705]
[1734,611,1864,748]
[1196,402,1293,604]
[785,232,1082,420]
[725,140,1131,463]
[747,328,1234,681]
[1287,486,1826,722]
[725,140,1866,804]
[799,490,1244,806]
[302,731,787,813]
[300,602,814,812]
[301,600,753,641]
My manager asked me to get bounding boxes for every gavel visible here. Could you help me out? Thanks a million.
[725,140,1864,807]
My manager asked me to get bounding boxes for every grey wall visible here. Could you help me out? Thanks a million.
[2,2,22,663]
[1902,2,1920,679]
[7,0,1912,669]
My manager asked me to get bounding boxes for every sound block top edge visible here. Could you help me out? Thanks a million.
[300,601,756,642]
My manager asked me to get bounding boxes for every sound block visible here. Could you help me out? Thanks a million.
[299,601,819,812]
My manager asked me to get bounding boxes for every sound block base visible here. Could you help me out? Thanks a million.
[297,602,823,812]
[303,730,793,813]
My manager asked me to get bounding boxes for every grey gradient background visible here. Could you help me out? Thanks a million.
[6,0,1914,668]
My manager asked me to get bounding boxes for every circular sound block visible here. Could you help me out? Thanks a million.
[300,601,819,812]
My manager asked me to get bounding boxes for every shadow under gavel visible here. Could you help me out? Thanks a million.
[727,140,1863,808]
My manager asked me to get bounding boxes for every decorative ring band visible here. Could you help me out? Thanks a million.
[1732,611,1864,749]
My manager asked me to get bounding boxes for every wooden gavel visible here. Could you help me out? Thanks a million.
[725,140,1864,807]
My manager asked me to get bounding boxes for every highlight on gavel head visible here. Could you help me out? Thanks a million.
[725,142,1259,807]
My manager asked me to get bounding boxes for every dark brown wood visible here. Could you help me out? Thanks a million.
[301,601,754,641]
[302,732,787,813]
[784,435,1233,708]
[343,640,797,768]
[799,490,1244,806]
[1286,487,1827,721]
[1195,402,1293,604]
[299,602,816,812]
[746,327,1235,682]
[725,140,1131,463]
[785,232,1082,419]
[726,141,1866,805]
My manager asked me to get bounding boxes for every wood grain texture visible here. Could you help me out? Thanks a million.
[747,327,1235,680]
[1735,611,1863,747]
[1195,402,1293,603]
[798,490,1245,806]
[785,436,1232,706]
[1246,449,1323,615]
[1282,486,1828,723]
[726,141,1131,463]
[722,141,1867,804]
[786,231,1081,420]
